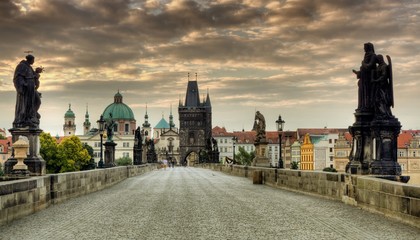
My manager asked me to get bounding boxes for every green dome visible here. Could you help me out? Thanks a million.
[102,92,135,120]
[64,104,75,118]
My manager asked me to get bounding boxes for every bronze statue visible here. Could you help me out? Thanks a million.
[353,42,376,111]
[371,54,394,119]
[13,55,43,128]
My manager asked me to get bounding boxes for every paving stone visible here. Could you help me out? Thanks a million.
[0,167,419,240]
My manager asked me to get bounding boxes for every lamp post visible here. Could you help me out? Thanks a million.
[232,136,238,163]
[276,115,285,168]
[97,115,106,168]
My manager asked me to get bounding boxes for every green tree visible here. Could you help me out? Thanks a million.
[57,136,91,172]
[115,156,133,166]
[234,146,255,166]
[81,143,96,170]
[40,132,61,173]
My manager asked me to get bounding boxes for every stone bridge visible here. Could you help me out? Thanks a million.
[0,165,419,239]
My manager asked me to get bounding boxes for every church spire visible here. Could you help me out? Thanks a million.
[169,104,175,129]
[83,103,91,135]
[143,104,151,128]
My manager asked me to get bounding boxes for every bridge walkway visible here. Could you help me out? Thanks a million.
[0,167,419,239]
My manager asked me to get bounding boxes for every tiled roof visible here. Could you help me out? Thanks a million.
[297,128,347,140]
[398,132,413,148]
[154,118,170,129]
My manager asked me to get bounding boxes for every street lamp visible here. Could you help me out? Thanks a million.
[97,115,106,168]
[276,115,285,168]
[232,136,238,163]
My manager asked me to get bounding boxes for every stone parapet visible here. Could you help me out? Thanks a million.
[195,163,420,229]
[0,164,157,226]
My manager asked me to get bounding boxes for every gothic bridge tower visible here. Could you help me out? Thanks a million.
[178,74,212,165]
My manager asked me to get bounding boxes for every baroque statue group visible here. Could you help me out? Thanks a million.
[347,42,404,178]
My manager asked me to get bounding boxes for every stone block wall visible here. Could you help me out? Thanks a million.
[196,163,420,228]
[0,164,156,225]
[0,176,51,226]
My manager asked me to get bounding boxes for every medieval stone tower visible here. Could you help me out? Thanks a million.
[178,74,212,164]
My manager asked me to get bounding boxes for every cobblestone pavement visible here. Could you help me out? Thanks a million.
[1,167,419,240]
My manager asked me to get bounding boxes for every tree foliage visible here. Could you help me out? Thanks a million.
[234,146,255,166]
[40,132,60,173]
[115,156,132,166]
[40,133,91,173]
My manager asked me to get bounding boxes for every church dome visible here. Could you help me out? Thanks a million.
[102,91,135,121]
[64,104,75,118]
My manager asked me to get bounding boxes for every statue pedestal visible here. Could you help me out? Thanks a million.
[370,118,402,175]
[104,141,117,168]
[252,141,270,167]
[133,147,143,165]
[346,111,374,175]
[5,128,46,176]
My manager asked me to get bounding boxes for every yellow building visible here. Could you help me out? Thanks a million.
[300,133,314,170]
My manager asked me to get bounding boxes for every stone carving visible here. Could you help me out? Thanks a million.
[372,54,394,119]
[13,55,43,128]
[347,43,402,177]
[253,111,266,143]
[106,113,117,142]
[352,42,376,112]
[135,126,142,148]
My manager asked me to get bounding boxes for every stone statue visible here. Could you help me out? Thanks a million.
[13,55,43,128]
[254,111,266,143]
[106,113,117,142]
[211,137,218,152]
[134,126,142,148]
[353,42,376,111]
[372,54,394,119]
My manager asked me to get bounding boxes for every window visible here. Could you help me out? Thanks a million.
[125,124,129,133]
[398,151,404,157]
[224,139,227,143]
[329,139,332,144]
[123,142,130,148]
[329,148,333,153]
[123,152,130,157]
[113,124,118,132]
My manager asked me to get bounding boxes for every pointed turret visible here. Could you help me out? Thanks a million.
[83,104,91,135]
[142,104,151,128]
[169,104,175,129]
[205,88,211,107]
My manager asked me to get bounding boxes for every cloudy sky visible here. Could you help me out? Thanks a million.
[0,0,419,136]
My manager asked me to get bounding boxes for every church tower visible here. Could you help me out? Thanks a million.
[142,105,151,139]
[83,104,91,135]
[63,104,76,136]
[178,73,212,164]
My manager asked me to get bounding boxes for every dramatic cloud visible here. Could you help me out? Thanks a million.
[1,0,420,135]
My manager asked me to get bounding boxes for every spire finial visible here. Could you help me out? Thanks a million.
[69,103,71,110]
[188,72,190,81]
[195,72,197,81]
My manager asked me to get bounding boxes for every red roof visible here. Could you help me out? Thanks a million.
[0,138,12,153]
[397,132,413,148]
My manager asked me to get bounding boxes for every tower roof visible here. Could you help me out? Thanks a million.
[64,104,75,118]
[103,92,135,121]
[154,117,170,129]
[184,80,200,107]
